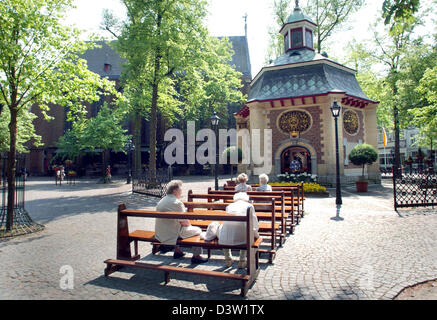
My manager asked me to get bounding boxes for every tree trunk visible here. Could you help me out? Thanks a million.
[393,97,401,178]
[6,107,18,231]
[102,151,106,180]
[149,13,162,178]
[134,113,142,174]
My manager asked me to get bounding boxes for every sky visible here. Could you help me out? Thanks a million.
[64,0,435,77]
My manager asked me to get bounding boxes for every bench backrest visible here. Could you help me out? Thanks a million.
[183,200,278,213]
[116,204,257,276]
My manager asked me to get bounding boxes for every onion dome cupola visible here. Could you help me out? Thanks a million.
[280,0,316,53]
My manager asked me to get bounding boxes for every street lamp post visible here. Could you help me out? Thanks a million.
[211,112,220,190]
[330,99,342,205]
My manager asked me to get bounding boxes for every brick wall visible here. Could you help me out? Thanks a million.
[343,108,364,169]
[268,106,325,164]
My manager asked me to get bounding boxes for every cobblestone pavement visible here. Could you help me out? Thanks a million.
[0,177,436,300]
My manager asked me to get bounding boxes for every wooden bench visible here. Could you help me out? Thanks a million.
[187,190,296,232]
[183,198,282,263]
[224,182,306,220]
[192,189,297,233]
[104,204,261,297]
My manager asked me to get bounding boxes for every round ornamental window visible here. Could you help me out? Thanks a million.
[343,110,359,135]
[278,111,312,134]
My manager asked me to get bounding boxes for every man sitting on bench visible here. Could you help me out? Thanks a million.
[155,180,208,264]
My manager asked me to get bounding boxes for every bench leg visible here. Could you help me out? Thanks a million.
[164,271,171,285]
[268,252,275,264]
[134,240,138,257]
[104,263,124,277]
[152,244,159,255]
[207,249,211,259]
[241,281,249,297]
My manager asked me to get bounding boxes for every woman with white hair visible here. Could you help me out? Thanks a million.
[204,192,259,268]
[256,174,272,192]
[235,173,252,192]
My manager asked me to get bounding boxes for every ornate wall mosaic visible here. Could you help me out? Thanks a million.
[343,110,360,135]
[278,110,312,134]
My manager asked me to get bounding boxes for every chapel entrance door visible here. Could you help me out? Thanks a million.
[281,146,312,174]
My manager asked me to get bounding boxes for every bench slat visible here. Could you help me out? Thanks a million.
[104,259,250,281]
[121,209,247,221]
[189,220,280,231]
[128,230,262,249]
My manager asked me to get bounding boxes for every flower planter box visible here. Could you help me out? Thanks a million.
[355,181,368,193]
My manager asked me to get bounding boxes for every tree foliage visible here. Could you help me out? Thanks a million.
[348,144,378,176]
[0,0,120,230]
[0,108,42,152]
[56,103,130,161]
[103,0,245,174]
[303,0,364,53]
[382,0,420,25]
[265,0,364,62]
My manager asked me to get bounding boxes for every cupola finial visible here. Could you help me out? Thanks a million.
[295,0,300,8]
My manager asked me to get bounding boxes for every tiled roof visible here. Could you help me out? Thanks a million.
[81,41,125,80]
[219,36,252,78]
[82,37,252,80]
[287,7,314,24]
[248,63,373,103]
[271,48,339,67]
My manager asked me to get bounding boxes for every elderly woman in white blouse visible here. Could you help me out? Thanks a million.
[256,173,272,192]
[235,173,252,192]
[204,193,259,269]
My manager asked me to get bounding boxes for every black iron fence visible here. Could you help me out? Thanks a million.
[0,155,44,238]
[393,167,437,210]
[132,167,173,198]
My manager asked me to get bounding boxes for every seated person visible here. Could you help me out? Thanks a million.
[155,180,208,264]
[235,173,252,192]
[256,174,272,192]
[204,193,259,269]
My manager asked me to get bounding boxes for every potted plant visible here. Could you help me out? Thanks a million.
[222,146,243,186]
[348,144,378,193]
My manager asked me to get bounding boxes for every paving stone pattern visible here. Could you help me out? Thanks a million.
[0,177,436,300]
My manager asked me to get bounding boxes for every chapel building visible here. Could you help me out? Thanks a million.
[235,2,380,185]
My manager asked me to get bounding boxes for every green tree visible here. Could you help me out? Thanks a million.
[0,108,42,153]
[103,0,245,175]
[180,36,246,126]
[105,0,211,176]
[382,0,420,25]
[410,65,437,150]
[265,0,291,64]
[353,12,421,172]
[303,0,364,53]
[56,104,130,179]
[348,144,378,178]
[0,0,119,231]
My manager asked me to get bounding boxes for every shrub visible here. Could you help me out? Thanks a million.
[277,172,317,183]
[348,144,378,178]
